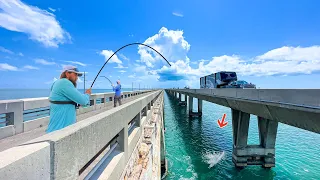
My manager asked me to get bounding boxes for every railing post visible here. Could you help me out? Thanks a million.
[117,126,128,159]
[1,100,24,135]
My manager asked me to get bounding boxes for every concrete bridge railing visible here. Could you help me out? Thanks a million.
[0,90,163,180]
[0,90,153,140]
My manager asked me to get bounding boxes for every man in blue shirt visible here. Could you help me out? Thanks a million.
[112,80,122,107]
[47,65,91,133]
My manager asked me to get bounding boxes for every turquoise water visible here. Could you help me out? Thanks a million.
[164,92,320,180]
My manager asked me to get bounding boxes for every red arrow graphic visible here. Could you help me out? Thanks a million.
[217,113,228,128]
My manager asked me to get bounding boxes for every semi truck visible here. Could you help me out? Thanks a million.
[200,71,237,88]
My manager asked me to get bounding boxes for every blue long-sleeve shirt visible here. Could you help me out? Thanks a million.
[46,78,90,133]
[113,84,121,97]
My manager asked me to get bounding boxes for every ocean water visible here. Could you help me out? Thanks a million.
[164,92,320,180]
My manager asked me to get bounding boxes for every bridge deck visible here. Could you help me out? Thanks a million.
[167,89,320,134]
[0,92,153,152]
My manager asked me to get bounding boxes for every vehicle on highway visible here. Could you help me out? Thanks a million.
[200,71,237,88]
[224,80,256,89]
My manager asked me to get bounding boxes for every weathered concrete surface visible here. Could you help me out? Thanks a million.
[167,89,320,134]
[0,125,15,140]
[23,116,49,132]
[0,91,155,152]
[22,97,49,110]
[19,91,161,180]
[0,142,50,180]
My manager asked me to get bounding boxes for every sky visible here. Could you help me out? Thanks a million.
[1,0,320,89]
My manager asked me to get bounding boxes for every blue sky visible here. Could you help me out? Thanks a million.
[1,0,320,89]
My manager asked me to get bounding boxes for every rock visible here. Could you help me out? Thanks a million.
[139,143,150,159]
[128,164,143,180]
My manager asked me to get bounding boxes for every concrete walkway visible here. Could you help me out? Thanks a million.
[0,92,153,152]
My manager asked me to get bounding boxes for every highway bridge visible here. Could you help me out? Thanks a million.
[0,88,319,179]
[166,88,320,168]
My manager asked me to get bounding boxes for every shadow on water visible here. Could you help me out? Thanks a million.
[164,91,277,180]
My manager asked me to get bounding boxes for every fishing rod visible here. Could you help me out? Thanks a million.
[100,76,113,85]
[90,42,171,89]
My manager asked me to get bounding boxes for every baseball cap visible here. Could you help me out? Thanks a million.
[62,65,83,77]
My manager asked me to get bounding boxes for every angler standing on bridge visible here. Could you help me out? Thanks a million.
[47,65,92,133]
[112,80,122,107]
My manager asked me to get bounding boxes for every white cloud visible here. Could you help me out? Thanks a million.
[128,73,136,78]
[118,70,126,73]
[114,64,128,69]
[35,58,56,65]
[23,65,39,70]
[77,78,83,83]
[48,7,56,12]
[172,12,183,17]
[64,60,87,66]
[0,63,18,71]
[18,52,24,56]
[119,53,129,61]
[0,0,70,47]
[256,46,320,62]
[138,27,190,68]
[134,65,147,73]
[0,46,13,54]
[100,50,122,64]
[137,27,320,85]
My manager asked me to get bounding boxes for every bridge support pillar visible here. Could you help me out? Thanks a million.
[188,96,193,115]
[188,96,202,117]
[258,116,278,168]
[232,109,278,168]
[198,99,203,116]
[178,94,187,106]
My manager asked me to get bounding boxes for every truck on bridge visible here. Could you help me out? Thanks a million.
[200,71,237,88]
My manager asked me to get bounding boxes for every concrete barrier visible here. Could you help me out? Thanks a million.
[0,90,154,140]
[0,142,51,180]
[2,90,161,179]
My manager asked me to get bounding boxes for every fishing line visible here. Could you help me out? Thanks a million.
[90,42,171,88]
[100,75,113,85]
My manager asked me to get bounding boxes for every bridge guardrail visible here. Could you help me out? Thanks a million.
[0,90,154,140]
[0,90,163,180]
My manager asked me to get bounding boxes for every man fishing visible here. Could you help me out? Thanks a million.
[47,65,92,133]
[112,80,122,107]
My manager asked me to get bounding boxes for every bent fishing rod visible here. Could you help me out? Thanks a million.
[90,42,171,89]
[100,75,113,85]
